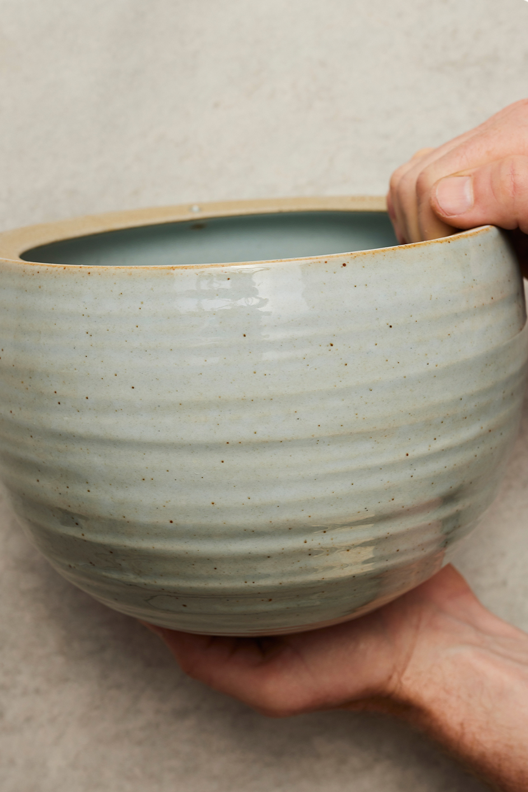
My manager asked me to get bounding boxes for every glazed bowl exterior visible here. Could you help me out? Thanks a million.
[0,197,526,635]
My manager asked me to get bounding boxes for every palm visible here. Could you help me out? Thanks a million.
[143,565,473,717]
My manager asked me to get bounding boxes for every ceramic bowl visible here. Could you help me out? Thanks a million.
[0,197,526,635]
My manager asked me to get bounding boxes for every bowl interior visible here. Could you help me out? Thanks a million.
[21,210,398,267]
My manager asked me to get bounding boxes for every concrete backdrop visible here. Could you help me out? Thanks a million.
[1,0,528,789]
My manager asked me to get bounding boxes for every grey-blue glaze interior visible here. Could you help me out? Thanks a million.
[21,211,398,267]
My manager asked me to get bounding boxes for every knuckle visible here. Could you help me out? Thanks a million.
[497,156,528,210]
[389,168,404,192]
[390,168,415,204]
[389,161,415,193]
[496,98,528,123]
[415,167,436,196]
[512,97,528,116]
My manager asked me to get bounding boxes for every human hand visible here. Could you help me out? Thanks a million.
[143,565,473,717]
[387,99,528,275]
[142,564,513,719]
[143,564,528,789]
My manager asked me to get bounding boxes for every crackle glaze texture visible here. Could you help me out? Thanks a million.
[0,198,526,635]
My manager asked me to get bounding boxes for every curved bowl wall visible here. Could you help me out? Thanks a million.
[0,198,526,635]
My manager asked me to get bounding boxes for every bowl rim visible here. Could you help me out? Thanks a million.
[0,195,493,270]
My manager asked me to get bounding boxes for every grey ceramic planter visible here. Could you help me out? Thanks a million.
[0,197,526,635]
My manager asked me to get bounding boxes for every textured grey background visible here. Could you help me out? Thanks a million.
[1,0,528,789]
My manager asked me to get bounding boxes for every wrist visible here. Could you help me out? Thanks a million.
[395,599,528,789]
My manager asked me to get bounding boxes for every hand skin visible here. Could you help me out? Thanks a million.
[143,565,528,791]
[387,98,528,276]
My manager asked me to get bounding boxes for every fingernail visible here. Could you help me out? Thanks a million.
[435,176,474,216]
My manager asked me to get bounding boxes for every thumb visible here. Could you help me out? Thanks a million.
[431,156,528,234]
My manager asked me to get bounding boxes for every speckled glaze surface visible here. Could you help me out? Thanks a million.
[0,197,526,635]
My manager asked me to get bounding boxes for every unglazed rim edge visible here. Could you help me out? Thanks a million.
[0,195,494,269]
